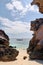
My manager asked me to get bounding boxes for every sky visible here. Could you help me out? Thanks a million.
[0,0,43,38]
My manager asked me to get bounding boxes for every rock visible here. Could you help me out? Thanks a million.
[31,0,43,13]
[3,46,19,61]
[0,44,19,61]
[31,18,43,31]
[0,30,9,46]
[0,30,19,61]
[27,18,43,60]
[13,46,16,48]
[23,56,27,60]
[36,25,43,40]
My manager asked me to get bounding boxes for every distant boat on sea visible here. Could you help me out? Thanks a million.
[16,39,23,41]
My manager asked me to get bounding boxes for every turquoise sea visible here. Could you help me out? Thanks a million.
[9,38,31,49]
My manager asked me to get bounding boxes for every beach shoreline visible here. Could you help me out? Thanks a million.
[0,48,43,65]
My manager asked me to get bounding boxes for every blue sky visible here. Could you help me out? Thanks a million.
[0,0,43,38]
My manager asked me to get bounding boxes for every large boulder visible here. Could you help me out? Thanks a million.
[0,45,19,61]
[27,18,43,60]
[0,30,19,61]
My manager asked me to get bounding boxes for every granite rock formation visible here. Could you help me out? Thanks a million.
[31,0,43,13]
[0,30,19,61]
[27,18,43,60]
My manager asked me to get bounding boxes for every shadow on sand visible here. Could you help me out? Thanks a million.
[29,58,43,65]
[30,59,43,65]
[35,60,43,65]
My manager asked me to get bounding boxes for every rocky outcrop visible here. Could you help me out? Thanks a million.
[27,18,43,60]
[31,0,43,13]
[0,30,19,61]
[0,30,9,46]
[27,0,43,60]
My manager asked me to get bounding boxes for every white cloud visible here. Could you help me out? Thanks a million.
[21,4,39,15]
[6,0,24,11]
[0,17,33,34]
[12,0,24,11]
[6,0,39,16]
[6,3,14,10]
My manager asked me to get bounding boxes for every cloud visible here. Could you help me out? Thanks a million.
[21,4,39,15]
[6,3,14,10]
[6,1,24,11]
[0,17,33,35]
[6,0,39,16]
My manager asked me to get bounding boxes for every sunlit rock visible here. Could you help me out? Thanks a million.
[27,18,43,60]
[31,0,43,13]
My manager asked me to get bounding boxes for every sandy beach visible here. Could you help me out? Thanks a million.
[0,49,43,65]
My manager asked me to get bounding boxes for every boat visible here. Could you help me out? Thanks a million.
[16,39,23,41]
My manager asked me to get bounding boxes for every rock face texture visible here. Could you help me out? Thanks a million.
[31,0,43,13]
[27,18,43,59]
[0,30,9,46]
[27,0,43,60]
[0,30,19,61]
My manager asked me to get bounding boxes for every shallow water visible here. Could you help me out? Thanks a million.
[9,38,31,49]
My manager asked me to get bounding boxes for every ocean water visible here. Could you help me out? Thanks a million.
[9,38,31,49]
